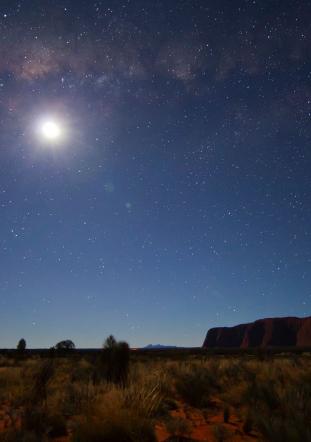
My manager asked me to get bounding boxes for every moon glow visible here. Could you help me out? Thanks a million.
[40,120,61,140]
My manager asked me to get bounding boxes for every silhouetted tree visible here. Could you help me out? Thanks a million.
[46,347,56,360]
[55,339,75,351]
[17,338,26,352]
[97,335,130,386]
[114,341,130,385]
[103,334,117,349]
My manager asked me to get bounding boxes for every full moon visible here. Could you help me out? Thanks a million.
[40,120,61,140]
[34,115,68,146]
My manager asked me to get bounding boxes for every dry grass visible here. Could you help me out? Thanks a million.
[0,353,310,440]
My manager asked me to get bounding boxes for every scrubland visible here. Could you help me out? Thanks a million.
[0,348,310,441]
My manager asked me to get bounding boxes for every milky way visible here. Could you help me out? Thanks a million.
[0,0,310,348]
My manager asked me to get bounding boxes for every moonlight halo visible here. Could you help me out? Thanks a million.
[36,117,65,144]
[41,120,61,140]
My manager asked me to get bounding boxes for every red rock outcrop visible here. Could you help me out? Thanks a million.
[203,316,311,348]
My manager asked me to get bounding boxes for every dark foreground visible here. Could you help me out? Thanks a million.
[0,348,310,441]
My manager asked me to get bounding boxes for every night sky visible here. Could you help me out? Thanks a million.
[0,0,310,348]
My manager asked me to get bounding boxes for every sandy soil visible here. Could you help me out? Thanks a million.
[155,398,258,441]
[0,399,259,441]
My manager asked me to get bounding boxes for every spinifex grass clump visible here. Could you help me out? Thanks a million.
[254,379,311,441]
[18,359,57,440]
[123,380,164,418]
[29,359,55,406]
[72,380,158,442]
[174,363,217,408]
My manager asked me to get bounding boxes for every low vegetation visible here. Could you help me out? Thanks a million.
[0,342,310,441]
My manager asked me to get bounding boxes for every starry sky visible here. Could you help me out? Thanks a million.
[0,0,310,348]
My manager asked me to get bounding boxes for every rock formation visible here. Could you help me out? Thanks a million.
[203,316,311,348]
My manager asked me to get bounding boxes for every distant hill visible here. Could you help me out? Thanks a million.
[203,316,311,348]
[143,344,178,349]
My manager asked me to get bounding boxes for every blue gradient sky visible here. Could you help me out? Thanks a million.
[0,0,310,347]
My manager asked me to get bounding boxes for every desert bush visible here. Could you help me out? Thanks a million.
[46,413,67,438]
[213,424,230,442]
[255,347,269,361]
[1,351,311,442]
[94,336,130,386]
[132,360,174,400]
[174,364,214,407]
[71,410,156,442]
[0,368,21,391]
[1,408,65,441]
[70,358,93,382]
[58,381,95,416]
[21,405,47,435]
[17,339,27,353]
[162,397,179,412]
[28,359,54,405]
[206,358,220,377]
[123,380,164,418]
[222,359,244,382]
[165,417,191,438]
[0,428,43,442]
[54,339,75,351]
[241,375,279,411]
[254,379,311,441]
[242,413,253,434]
[223,405,230,423]
[0,367,25,404]
[256,414,311,442]
[0,356,9,367]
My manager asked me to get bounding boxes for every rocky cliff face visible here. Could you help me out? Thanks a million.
[203,316,311,348]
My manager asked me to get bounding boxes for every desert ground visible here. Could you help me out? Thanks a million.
[0,345,310,441]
